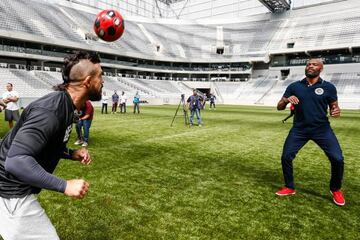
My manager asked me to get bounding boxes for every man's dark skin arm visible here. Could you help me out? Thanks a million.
[329,101,341,117]
[277,96,299,110]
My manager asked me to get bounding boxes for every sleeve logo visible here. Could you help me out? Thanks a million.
[63,125,72,142]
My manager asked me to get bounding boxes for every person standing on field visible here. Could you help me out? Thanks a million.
[111,90,119,113]
[0,51,104,239]
[101,91,108,114]
[133,91,140,114]
[187,89,203,127]
[2,83,20,128]
[209,93,216,110]
[119,91,127,113]
[74,100,94,147]
[275,58,345,206]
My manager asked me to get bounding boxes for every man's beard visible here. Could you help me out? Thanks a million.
[89,87,102,101]
[305,69,320,78]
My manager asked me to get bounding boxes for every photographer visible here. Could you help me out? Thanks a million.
[187,89,203,127]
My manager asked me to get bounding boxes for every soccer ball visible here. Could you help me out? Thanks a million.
[93,9,125,42]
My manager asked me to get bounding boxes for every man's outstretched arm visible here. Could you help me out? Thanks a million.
[5,148,89,199]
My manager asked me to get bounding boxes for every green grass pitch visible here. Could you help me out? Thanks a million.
[1,105,359,240]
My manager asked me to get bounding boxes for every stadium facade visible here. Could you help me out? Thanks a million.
[0,0,359,108]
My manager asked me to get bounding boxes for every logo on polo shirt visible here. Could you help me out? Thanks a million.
[315,88,324,95]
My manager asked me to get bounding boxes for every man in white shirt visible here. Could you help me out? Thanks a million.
[119,91,127,113]
[2,83,20,128]
[101,91,109,114]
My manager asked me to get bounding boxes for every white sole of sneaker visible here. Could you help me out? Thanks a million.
[333,199,345,206]
[275,192,296,196]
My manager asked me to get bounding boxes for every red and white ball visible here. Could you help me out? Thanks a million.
[93,9,125,42]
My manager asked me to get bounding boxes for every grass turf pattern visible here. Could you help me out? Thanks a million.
[0,105,359,240]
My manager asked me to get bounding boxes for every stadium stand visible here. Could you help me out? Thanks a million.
[0,0,85,43]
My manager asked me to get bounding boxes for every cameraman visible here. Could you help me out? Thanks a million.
[187,89,203,127]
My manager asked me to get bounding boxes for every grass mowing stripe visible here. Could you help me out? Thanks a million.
[0,105,359,240]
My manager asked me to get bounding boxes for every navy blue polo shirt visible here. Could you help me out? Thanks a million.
[283,78,337,128]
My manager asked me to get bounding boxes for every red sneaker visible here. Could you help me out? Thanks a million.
[276,187,296,196]
[331,190,345,206]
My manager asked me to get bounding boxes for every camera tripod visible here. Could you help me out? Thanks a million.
[170,94,189,127]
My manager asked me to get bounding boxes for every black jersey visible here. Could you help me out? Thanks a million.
[0,91,74,198]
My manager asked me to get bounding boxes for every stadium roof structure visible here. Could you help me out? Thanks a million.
[59,0,347,19]
[157,0,186,5]
[258,0,291,13]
